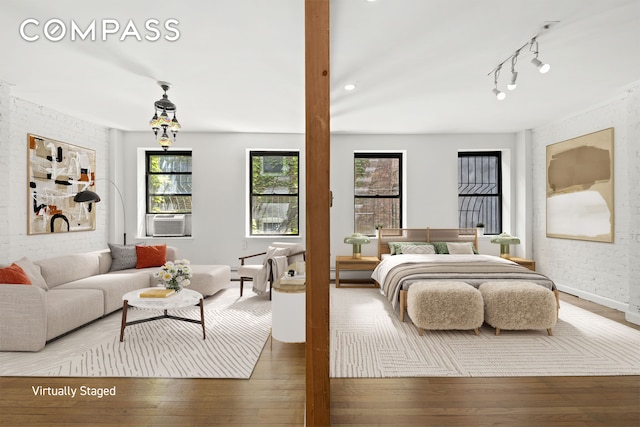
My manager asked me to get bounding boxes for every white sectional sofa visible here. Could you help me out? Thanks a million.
[0,246,230,352]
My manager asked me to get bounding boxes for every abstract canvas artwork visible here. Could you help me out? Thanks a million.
[27,134,97,235]
[546,128,614,242]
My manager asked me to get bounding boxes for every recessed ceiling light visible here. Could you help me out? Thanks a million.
[344,83,356,91]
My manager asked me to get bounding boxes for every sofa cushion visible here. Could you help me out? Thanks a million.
[45,289,104,341]
[14,257,48,289]
[36,253,101,288]
[55,273,151,314]
[136,244,167,268]
[108,243,138,272]
[0,263,32,285]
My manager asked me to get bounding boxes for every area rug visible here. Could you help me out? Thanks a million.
[0,288,271,378]
[330,286,640,378]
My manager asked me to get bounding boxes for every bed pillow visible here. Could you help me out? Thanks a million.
[399,244,436,255]
[0,263,32,285]
[136,244,167,269]
[14,257,48,289]
[446,242,476,254]
[108,243,138,272]
[388,242,432,255]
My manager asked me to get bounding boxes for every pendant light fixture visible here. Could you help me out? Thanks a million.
[149,81,181,151]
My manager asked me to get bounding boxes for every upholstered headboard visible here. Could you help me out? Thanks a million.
[377,228,478,259]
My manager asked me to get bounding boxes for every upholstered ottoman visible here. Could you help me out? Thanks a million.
[479,281,557,336]
[180,265,231,297]
[407,281,484,336]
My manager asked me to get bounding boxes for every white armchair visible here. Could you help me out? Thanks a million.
[237,242,306,299]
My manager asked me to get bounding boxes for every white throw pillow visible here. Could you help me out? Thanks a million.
[446,242,475,254]
[400,244,436,255]
[14,257,48,290]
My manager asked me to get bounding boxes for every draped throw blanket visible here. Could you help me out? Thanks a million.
[372,254,557,310]
[252,254,289,296]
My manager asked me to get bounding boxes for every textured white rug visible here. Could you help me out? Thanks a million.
[0,288,271,378]
[330,286,640,377]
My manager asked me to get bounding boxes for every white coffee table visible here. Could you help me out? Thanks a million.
[120,287,205,342]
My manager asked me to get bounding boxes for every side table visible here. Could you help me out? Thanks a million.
[271,265,306,344]
[509,257,536,271]
[335,256,380,288]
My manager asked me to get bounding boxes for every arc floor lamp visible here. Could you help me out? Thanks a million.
[74,179,127,245]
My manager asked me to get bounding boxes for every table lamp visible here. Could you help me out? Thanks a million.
[344,233,371,259]
[490,232,520,259]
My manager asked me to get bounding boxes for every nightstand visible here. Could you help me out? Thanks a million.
[335,256,380,288]
[508,257,536,271]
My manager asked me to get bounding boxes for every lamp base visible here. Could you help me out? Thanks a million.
[352,252,362,259]
[499,244,511,259]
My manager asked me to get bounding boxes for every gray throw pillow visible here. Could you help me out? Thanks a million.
[108,243,137,271]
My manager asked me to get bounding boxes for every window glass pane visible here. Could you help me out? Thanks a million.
[148,195,192,214]
[148,154,192,173]
[353,153,402,236]
[251,195,299,235]
[355,157,399,196]
[249,151,299,236]
[148,174,192,195]
[355,197,400,235]
[146,151,192,216]
[458,153,501,234]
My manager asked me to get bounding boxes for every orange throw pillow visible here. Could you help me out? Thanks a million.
[135,244,167,269]
[0,263,32,285]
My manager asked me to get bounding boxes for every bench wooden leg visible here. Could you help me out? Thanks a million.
[547,328,553,336]
[399,290,408,322]
[495,327,501,336]
[473,328,479,336]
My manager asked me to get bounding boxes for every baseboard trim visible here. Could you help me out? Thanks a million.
[625,311,640,326]
[556,282,628,312]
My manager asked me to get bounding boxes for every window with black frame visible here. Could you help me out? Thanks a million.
[458,151,502,235]
[249,151,299,236]
[354,152,402,236]
[146,151,192,214]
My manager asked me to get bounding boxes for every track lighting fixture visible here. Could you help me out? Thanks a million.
[487,23,555,100]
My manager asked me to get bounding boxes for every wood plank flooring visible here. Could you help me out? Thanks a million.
[1,292,638,426]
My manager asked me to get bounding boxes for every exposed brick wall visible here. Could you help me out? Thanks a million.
[0,80,111,264]
[532,84,640,316]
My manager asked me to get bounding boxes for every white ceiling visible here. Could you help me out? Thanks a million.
[1,0,639,135]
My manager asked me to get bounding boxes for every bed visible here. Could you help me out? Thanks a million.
[372,228,559,321]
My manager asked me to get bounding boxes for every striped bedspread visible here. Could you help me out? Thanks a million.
[371,254,556,310]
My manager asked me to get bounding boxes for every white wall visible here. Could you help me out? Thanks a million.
[531,83,640,324]
[0,81,110,264]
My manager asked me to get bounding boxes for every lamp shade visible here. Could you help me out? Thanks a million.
[344,233,371,259]
[73,190,101,203]
[490,232,520,258]
[490,232,520,245]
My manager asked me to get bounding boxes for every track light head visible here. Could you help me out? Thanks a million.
[492,88,506,100]
[531,57,551,73]
[507,71,518,90]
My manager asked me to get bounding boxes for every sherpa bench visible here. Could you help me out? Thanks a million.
[479,281,557,336]
[407,281,484,336]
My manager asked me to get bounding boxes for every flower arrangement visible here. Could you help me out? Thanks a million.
[156,259,192,292]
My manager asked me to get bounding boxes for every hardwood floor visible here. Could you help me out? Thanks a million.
[1,292,638,426]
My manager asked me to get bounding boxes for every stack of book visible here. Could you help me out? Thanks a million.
[139,289,176,298]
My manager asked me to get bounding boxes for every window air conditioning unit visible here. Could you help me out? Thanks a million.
[152,214,186,237]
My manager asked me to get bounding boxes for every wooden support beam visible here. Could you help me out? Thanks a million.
[305,0,331,425]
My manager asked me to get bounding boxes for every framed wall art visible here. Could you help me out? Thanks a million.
[27,133,97,235]
[546,127,614,243]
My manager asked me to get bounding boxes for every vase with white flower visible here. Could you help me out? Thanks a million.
[156,259,192,293]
